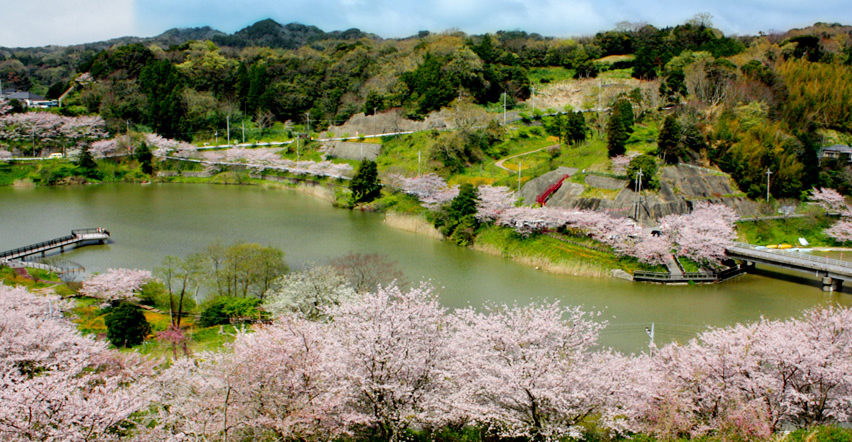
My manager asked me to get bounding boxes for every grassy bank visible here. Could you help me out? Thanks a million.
[736,215,837,247]
[473,225,658,277]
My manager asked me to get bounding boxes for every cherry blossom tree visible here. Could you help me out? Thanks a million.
[660,202,738,265]
[610,154,633,175]
[810,187,850,215]
[90,138,118,157]
[142,317,347,442]
[185,147,353,179]
[387,173,459,209]
[144,133,197,159]
[0,112,107,155]
[325,283,456,441]
[0,97,11,116]
[475,185,515,222]
[643,306,852,438]
[263,265,357,319]
[79,268,154,302]
[0,285,155,442]
[810,187,852,243]
[825,220,852,244]
[452,302,609,441]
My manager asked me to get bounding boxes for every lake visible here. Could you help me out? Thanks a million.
[1,183,848,352]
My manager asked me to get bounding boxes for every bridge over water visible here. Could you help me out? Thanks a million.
[0,228,110,263]
[726,242,852,291]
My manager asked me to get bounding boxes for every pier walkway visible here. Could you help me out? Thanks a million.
[0,228,110,262]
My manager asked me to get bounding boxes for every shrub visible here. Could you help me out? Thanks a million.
[199,297,263,327]
[104,302,151,348]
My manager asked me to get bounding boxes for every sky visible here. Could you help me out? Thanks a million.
[2,0,852,48]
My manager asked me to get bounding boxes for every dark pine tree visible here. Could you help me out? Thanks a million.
[657,115,683,164]
[607,110,628,157]
[104,302,151,348]
[349,159,381,205]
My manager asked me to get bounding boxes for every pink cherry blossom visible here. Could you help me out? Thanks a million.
[79,268,154,302]
[0,285,155,442]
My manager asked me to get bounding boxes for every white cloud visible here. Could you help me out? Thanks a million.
[0,0,137,47]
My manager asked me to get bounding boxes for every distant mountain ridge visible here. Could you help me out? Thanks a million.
[0,19,377,52]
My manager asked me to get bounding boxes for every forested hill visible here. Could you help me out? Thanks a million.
[3,18,852,199]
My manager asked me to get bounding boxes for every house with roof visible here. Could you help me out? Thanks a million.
[6,91,48,108]
[820,144,852,164]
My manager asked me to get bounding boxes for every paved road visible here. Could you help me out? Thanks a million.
[494,144,559,172]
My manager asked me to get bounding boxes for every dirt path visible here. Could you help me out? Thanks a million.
[494,144,559,172]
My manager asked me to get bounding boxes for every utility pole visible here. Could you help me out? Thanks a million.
[518,160,522,200]
[226,116,230,147]
[531,86,536,114]
[305,111,311,137]
[215,131,218,146]
[242,119,245,144]
[296,136,300,161]
[502,92,507,125]
[635,168,643,220]
[766,168,772,202]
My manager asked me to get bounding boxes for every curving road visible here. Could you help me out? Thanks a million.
[494,144,560,172]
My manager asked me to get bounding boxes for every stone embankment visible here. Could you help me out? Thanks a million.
[520,164,766,223]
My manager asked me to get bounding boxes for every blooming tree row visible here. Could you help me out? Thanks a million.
[386,172,737,265]
[5,280,851,441]
[179,147,354,179]
[0,285,155,442]
[0,112,107,149]
[134,282,852,441]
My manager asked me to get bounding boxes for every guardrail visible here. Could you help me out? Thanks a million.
[72,227,110,236]
[634,270,717,280]
[730,242,852,270]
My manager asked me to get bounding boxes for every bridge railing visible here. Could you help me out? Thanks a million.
[0,234,76,259]
[72,228,109,236]
[634,271,717,280]
[731,242,852,269]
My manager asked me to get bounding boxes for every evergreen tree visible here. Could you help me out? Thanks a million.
[657,115,683,164]
[566,111,587,145]
[246,63,270,114]
[607,111,628,157]
[434,183,480,246]
[134,142,154,175]
[626,154,660,190]
[139,59,186,139]
[104,302,151,348]
[631,46,658,80]
[349,160,381,205]
[543,114,567,143]
[615,99,634,133]
[76,145,100,180]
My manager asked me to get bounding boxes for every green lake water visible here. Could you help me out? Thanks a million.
[1,183,848,352]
